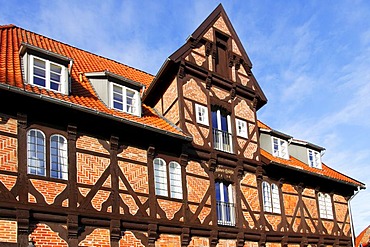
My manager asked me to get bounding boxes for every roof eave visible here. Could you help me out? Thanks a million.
[268,160,365,189]
[0,83,192,142]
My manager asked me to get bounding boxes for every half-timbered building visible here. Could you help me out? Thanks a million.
[0,4,365,247]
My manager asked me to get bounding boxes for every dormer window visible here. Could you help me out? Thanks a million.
[20,42,71,95]
[272,137,289,159]
[111,83,140,116]
[85,71,143,117]
[31,56,66,92]
[308,149,321,169]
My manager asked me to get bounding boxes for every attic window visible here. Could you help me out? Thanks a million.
[272,137,289,159]
[110,82,141,116]
[308,149,321,169]
[19,42,72,95]
[85,71,143,117]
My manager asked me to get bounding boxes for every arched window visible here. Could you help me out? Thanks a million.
[27,128,68,180]
[262,181,272,212]
[50,134,68,180]
[262,181,281,214]
[153,158,167,196]
[318,192,333,219]
[169,161,182,199]
[271,183,281,213]
[27,129,46,176]
[153,158,183,199]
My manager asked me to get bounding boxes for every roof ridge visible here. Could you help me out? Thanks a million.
[11,24,154,78]
[0,24,16,29]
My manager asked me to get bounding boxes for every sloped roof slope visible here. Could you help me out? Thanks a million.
[0,24,190,140]
[258,120,365,188]
[356,225,370,247]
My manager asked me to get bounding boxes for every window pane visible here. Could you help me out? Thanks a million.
[27,129,46,176]
[262,182,272,212]
[34,67,46,77]
[169,162,182,199]
[271,184,281,213]
[50,135,68,179]
[154,158,167,196]
[50,63,62,73]
[126,89,135,113]
[112,85,124,110]
[33,58,46,87]
[34,58,46,68]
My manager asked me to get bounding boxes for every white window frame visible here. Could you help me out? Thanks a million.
[318,192,333,219]
[195,103,209,126]
[216,181,235,226]
[153,158,183,199]
[212,108,233,153]
[308,149,322,169]
[27,129,46,176]
[50,134,68,180]
[236,118,248,138]
[262,181,281,214]
[153,158,168,197]
[272,137,289,159]
[169,161,182,199]
[29,55,67,94]
[110,82,141,116]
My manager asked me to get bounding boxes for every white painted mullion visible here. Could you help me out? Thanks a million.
[46,60,50,89]
[123,86,127,113]
[217,110,222,150]
[227,115,232,152]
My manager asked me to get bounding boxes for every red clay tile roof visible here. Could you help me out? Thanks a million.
[257,120,272,130]
[0,24,190,140]
[356,225,370,247]
[258,119,365,188]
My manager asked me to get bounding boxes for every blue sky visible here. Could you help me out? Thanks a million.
[1,0,369,236]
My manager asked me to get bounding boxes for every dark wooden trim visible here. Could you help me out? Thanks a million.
[67,125,77,210]
[147,146,156,218]
[0,243,17,247]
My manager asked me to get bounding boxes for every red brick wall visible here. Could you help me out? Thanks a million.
[157,199,183,221]
[183,78,207,105]
[29,179,67,205]
[156,234,181,247]
[0,219,17,243]
[30,223,68,247]
[218,239,237,247]
[188,236,209,246]
[0,173,17,191]
[79,228,110,247]
[0,116,17,172]
[119,231,145,247]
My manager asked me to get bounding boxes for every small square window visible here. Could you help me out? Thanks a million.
[236,119,248,138]
[195,103,209,126]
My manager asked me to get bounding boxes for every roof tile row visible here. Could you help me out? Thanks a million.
[0,24,187,139]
